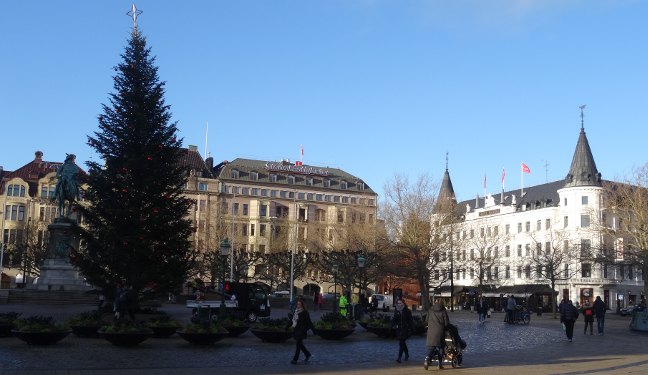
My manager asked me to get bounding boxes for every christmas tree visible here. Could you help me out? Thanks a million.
[74,25,195,302]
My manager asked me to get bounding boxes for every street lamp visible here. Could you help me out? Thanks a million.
[357,254,366,320]
[332,263,339,312]
[219,238,231,318]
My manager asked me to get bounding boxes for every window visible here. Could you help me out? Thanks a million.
[525,222,530,232]
[524,265,531,279]
[536,265,543,278]
[260,224,266,237]
[306,178,313,186]
[261,189,268,197]
[242,204,248,216]
[564,198,568,206]
[581,263,591,278]
[582,196,588,205]
[340,180,347,190]
[517,223,522,233]
[525,244,530,256]
[536,220,541,231]
[250,171,258,181]
[337,210,344,223]
[251,188,259,196]
[342,196,349,204]
[505,266,510,279]
[603,264,608,278]
[564,263,569,278]
[517,266,522,278]
[517,244,522,257]
[545,219,551,230]
[563,240,569,253]
[297,192,305,200]
[564,216,569,228]
[316,194,323,201]
[358,182,365,191]
[250,224,255,236]
[198,182,208,191]
[242,225,248,236]
[545,241,551,253]
[4,205,25,221]
[242,187,249,195]
[269,174,277,183]
[505,224,510,234]
[505,245,510,257]
[493,226,498,236]
[260,205,267,217]
[470,249,475,260]
[7,184,26,197]
[231,169,239,179]
[323,179,330,188]
[271,190,277,198]
[580,239,592,257]
[581,214,590,228]
[536,242,542,256]
[41,185,55,198]
[288,176,295,184]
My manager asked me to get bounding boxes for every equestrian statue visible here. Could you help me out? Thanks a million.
[54,154,80,218]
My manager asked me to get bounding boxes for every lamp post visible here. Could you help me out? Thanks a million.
[357,254,366,320]
[332,263,339,312]
[219,238,231,318]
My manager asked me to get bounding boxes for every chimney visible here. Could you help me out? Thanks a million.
[35,151,44,161]
[205,156,214,170]
[188,145,198,152]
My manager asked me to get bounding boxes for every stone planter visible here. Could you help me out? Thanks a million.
[149,325,179,338]
[366,326,396,338]
[249,329,293,343]
[314,328,355,340]
[177,330,227,345]
[0,323,15,337]
[99,330,153,347]
[70,325,101,338]
[223,325,250,337]
[12,330,72,345]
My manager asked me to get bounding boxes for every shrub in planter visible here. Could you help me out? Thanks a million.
[67,310,105,337]
[12,315,71,345]
[250,317,293,343]
[365,314,396,338]
[314,312,355,340]
[0,312,21,337]
[177,322,228,345]
[219,317,250,337]
[98,321,153,347]
[146,315,181,338]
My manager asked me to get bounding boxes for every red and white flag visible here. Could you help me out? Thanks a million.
[501,168,506,187]
[300,145,304,157]
[522,163,531,174]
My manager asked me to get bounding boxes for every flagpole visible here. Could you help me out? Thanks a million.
[501,167,504,204]
[521,162,524,197]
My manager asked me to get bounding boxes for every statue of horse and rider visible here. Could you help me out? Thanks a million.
[54,154,80,218]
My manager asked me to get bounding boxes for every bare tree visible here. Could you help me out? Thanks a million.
[527,230,582,318]
[6,219,48,285]
[381,174,446,310]
[600,164,648,299]
[458,222,509,296]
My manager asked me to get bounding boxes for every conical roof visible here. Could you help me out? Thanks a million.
[564,127,602,188]
[437,168,456,203]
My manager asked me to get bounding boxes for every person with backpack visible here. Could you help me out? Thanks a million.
[582,303,595,335]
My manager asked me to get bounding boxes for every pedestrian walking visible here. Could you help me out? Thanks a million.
[582,303,594,335]
[506,294,516,323]
[593,296,607,335]
[560,300,579,342]
[287,298,315,364]
[392,298,414,363]
[425,298,450,370]
[476,296,489,324]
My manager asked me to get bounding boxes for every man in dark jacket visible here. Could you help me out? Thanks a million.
[425,299,450,370]
[592,296,607,335]
[560,300,579,342]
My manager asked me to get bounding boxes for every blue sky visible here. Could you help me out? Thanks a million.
[1,1,646,203]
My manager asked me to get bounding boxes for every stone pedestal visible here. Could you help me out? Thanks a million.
[29,218,89,291]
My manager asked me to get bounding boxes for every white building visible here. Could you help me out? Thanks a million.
[436,124,643,311]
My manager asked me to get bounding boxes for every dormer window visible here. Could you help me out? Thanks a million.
[340,180,348,190]
[250,171,258,181]
[288,176,295,184]
[323,179,330,188]
[306,177,313,186]
[269,174,277,183]
[7,184,26,197]
[231,169,239,179]
[358,182,365,191]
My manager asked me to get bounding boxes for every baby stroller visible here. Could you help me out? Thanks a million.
[426,323,466,369]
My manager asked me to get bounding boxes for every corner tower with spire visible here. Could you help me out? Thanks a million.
[564,105,602,188]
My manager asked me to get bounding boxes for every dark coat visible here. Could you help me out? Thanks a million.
[476,300,489,315]
[392,306,414,340]
[593,298,607,318]
[292,309,315,340]
[426,303,449,347]
[561,303,579,322]
[581,306,594,322]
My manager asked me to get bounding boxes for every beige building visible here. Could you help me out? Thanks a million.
[2,147,379,296]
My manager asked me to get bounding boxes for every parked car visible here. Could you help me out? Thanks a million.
[371,294,394,312]
[620,305,639,316]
